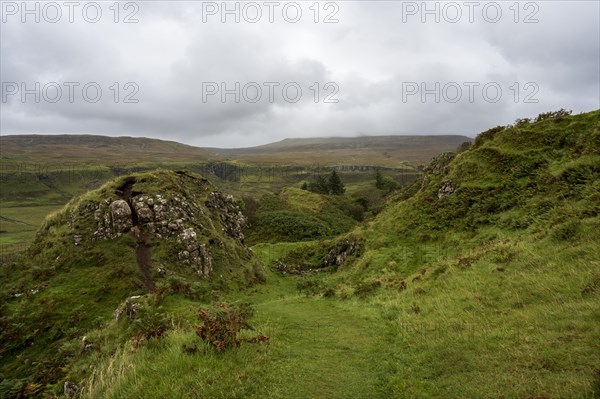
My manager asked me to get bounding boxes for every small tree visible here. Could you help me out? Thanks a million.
[308,175,330,195]
[375,169,385,189]
[329,170,345,195]
[300,182,308,190]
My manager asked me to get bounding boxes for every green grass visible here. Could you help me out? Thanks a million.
[0,205,63,246]
[76,226,600,398]
[251,241,320,266]
[77,271,391,399]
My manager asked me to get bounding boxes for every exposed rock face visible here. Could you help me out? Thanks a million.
[92,194,198,240]
[90,194,216,277]
[323,240,360,267]
[438,180,456,199]
[130,194,195,239]
[177,228,213,278]
[93,199,133,239]
[71,173,250,281]
[425,152,455,175]
[205,192,246,243]
[110,199,133,233]
[422,151,456,189]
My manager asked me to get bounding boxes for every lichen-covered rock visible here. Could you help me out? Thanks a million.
[425,152,456,175]
[178,228,213,278]
[110,199,132,234]
[114,295,143,321]
[438,180,456,199]
[323,240,360,267]
[92,199,133,239]
[205,192,246,243]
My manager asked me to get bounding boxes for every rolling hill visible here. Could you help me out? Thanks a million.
[0,135,213,164]
[0,134,471,167]
[210,135,472,166]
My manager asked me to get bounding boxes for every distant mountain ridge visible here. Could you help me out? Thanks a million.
[210,135,471,152]
[0,134,472,166]
[0,134,212,163]
[210,135,473,166]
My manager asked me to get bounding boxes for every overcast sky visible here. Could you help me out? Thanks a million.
[1,1,598,147]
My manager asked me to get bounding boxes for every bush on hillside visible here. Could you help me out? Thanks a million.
[128,305,171,344]
[195,303,266,352]
[535,108,572,122]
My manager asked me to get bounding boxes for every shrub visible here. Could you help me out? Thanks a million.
[128,304,171,343]
[456,141,472,153]
[535,109,572,122]
[514,117,532,126]
[167,276,210,300]
[195,303,262,352]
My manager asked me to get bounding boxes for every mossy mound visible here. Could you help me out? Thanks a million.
[0,170,265,392]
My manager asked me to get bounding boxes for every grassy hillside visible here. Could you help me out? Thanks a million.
[244,187,367,245]
[0,111,597,399]
[273,109,600,397]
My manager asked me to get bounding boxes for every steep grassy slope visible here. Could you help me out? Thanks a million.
[275,109,600,397]
[0,170,264,397]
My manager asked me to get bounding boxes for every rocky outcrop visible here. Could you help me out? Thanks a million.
[323,240,360,267]
[177,228,213,278]
[63,172,252,282]
[93,199,133,239]
[92,194,196,240]
[205,192,246,243]
[130,194,195,239]
[438,180,456,199]
[425,152,456,175]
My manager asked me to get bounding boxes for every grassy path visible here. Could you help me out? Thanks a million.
[230,275,391,399]
[84,273,393,399]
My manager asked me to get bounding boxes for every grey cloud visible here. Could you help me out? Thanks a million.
[1,1,598,148]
